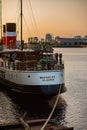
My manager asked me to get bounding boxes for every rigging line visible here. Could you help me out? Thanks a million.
[28,0,40,37]
[16,15,20,31]
[25,0,36,36]
[2,0,7,24]
[16,0,22,41]
[14,0,20,23]
[23,15,32,37]
[0,0,2,39]
[16,16,20,41]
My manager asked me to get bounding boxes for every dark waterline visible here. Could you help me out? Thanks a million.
[0,48,87,130]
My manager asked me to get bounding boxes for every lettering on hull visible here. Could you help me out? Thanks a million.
[40,76,55,81]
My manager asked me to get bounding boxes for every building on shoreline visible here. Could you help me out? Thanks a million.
[55,35,87,47]
[28,34,87,47]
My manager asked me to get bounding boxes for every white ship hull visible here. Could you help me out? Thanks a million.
[0,67,66,97]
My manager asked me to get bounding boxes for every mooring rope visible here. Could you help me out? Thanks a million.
[40,85,61,130]
[19,85,62,130]
[40,85,62,130]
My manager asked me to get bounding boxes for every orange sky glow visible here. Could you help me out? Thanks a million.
[1,0,87,42]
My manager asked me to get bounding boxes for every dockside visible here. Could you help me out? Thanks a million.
[0,119,74,130]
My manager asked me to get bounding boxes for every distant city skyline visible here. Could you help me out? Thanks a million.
[1,0,87,42]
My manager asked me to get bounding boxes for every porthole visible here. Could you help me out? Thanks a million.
[28,75,30,78]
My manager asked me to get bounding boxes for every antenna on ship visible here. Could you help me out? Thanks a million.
[20,0,24,50]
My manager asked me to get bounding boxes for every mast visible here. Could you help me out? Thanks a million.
[20,0,23,50]
[0,0,2,42]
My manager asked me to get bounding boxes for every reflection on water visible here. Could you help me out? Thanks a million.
[0,48,87,130]
[54,48,87,130]
[0,91,18,124]
[0,90,67,126]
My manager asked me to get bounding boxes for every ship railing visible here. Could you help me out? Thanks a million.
[54,63,64,70]
[0,59,64,71]
[13,60,64,71]
[15,60,37,70]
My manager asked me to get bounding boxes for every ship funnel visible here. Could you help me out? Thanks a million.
[5,23,17,49]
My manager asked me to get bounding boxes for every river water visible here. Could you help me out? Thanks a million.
[0,48,87,130]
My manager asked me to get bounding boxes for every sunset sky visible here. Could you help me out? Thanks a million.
[1,0,87,42]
